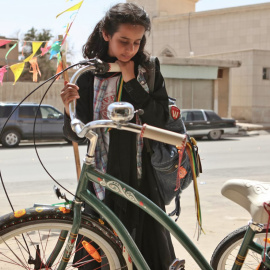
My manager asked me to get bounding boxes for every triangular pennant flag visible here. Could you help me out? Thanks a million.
[41,42,51,56]
[0,40,12,47]
[29,57,41,82]
[62,22,73,45]
[24,41,43,62]
[56,61,63,80]
[5,43,17,60]
[49,41,62,59]
[10,62,25,85]
[0,66,8,85]
[56,0,83,18]
[70,11,78,19]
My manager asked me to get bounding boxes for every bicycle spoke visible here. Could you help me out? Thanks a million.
[0,216,127,270]
[14,237,29,268]
[1,236,30,269]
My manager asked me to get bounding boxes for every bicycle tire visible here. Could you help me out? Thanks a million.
[0,205,128,269]
[210,225,269,270]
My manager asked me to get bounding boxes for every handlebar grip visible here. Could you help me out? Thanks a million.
[141,124,186,146]
[107,63,121,72]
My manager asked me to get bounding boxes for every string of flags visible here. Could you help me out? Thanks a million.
[0,0,84,85]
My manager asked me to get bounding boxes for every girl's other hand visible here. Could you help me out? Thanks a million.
[116,60,135,82]
[60,81,80,116]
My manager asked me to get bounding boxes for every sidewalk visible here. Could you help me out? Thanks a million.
[237,122,270,131]
[236,122,270,136]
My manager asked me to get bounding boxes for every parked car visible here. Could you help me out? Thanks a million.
[181,109,239,140]
[0,103,66,147]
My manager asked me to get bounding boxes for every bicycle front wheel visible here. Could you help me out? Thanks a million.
[0,206,128,269]
[210,225,269,270]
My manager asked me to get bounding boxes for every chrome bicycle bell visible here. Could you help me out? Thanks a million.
[107,102,134,123]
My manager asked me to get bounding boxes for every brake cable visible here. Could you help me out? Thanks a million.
[0,62,80,212]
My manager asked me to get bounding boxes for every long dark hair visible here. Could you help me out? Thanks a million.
[82,3,151,67]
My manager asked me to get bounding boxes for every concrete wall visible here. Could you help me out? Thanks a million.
[165,78,213,110]
[252,50,270,122]
[217,68,229,118]
[197,49,270,122]
[127,0,198,16]
[0,80,65,113]
[152,3,270,58]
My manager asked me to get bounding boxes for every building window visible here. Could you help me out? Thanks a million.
[262,68,270,80]
[0,44,6,49]
[218,69,223,79]
[9,43,14,48]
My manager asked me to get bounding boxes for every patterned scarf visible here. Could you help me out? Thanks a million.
[93,66,149,200]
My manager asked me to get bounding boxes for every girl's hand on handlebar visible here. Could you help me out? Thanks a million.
[60,81,80,116]
[116,60,135,82]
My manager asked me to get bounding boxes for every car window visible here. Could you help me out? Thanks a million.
[181,112,187,121]
[0,106,13,118]
[40,107,62,119]
[18,106,41,118]
[205,111,221,121]
[181,111,192,121]
[192,111,205,121]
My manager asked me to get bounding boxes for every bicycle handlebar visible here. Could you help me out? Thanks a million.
[69,59,121,123]
[68,59,186,148]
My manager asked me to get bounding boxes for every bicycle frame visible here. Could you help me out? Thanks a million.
[231,224,270,270]
[50,161,270,270]
[55,160,213,270]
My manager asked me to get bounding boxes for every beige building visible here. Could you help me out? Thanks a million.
[128,0,270,123]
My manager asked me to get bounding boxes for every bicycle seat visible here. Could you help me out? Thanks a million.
[221,179,270,224]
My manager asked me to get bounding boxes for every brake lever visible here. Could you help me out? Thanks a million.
[78,58,121,74]
[78,58,111,74]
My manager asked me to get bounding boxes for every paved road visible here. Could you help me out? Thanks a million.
[1,134,270,269]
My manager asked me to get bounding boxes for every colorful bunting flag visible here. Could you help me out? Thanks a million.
[70,11,77,19]
[62,22,73,45]
[56,0,83,18]
[56,61,63,80]
[10,62,25,85]
[1,0,83,85]
[41,42,51,56]
[5,43,17,60]
[49,41,62,59]
[24,41,43,62]
[0,66,7,85]
[0,40,11,47]
[29,57,41,82]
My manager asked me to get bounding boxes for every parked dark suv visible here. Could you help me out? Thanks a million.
[0,103,66,147]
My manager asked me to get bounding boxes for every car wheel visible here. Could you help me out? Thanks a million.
[1,130,21,147]
[208,130,222,140]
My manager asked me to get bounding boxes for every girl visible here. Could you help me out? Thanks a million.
[61,3,176,269]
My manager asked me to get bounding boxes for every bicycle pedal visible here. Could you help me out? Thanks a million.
[169,258,185,270]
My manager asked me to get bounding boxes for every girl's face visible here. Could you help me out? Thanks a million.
[103,24,145,62]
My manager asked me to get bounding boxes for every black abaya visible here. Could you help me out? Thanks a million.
[63,57,176,269]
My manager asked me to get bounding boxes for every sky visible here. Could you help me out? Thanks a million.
[1,0,270,63]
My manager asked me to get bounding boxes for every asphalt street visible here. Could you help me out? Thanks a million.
[1,133,270,269]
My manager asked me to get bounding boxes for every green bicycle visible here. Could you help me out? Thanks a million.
[0,60,270,269]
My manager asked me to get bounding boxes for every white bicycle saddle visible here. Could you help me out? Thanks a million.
[221,179,270,224]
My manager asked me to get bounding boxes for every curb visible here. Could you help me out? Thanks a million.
[237,123,270,132]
